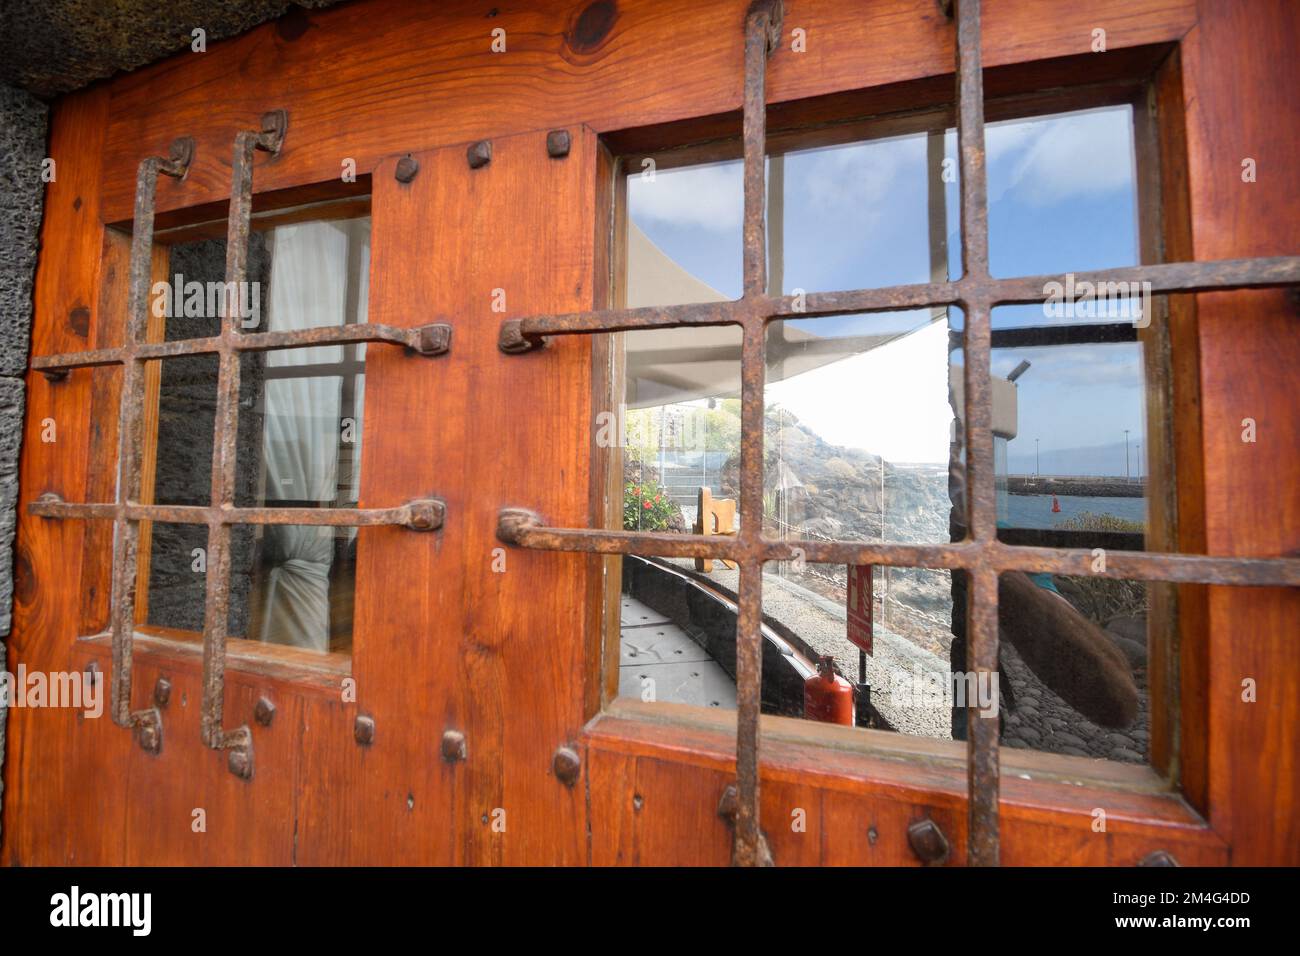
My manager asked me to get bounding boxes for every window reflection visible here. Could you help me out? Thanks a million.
[614,105,1153,765]
[143,216,370,656]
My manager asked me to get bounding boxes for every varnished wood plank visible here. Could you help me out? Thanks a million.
[2,85,118,865]
[95,0,1196,224]
[1181,0,1300,864]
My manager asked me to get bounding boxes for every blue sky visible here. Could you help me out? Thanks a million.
[627,105,1146,475]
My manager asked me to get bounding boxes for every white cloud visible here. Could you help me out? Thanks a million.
[628,161,744,232]
[986,106,1135,206]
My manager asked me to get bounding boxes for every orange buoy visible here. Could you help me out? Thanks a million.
[804,655,855,725]
[1051,493,1061,513]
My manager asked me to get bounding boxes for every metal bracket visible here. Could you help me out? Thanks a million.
[496,507,543,544]
[717,784,775,866]
[133,707,163,755]
[409,322,452,356]
[404,497,447,532]
[256,109,288,154]
[747,0,784,54]
[224,726,254,780]
[498,319,545,355]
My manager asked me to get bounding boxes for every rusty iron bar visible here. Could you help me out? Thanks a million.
[495,510,1300,586]
[197,112,290,777]
[30,493,446,531]
[33,321,451,373]
[952,0,1002,867]
[499,254,1300,350]
[725,0,783,869]
[100,136,194,752]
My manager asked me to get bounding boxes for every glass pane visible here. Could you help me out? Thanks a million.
[995,572,1150,763]
[764,309,961,546]
[776,129,960,291]
[986,104,1138,280]
[992,337,1149,546]
[626,159,743,303]
[143,216,370,656]
[157,231,271,339]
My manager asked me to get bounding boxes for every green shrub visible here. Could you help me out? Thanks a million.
[624,482,678,531]
[1055,510,1144,533]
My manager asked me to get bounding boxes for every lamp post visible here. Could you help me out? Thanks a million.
[1035,438,1040,477]
[1124,429,1130,481]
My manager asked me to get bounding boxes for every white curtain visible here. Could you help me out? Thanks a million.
[256,219,369,650]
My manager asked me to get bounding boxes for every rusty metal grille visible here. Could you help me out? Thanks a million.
[495,0,1300,866]
[30,109,450,779]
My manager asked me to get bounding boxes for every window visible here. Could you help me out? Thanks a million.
[141,216,372,658]
[32,115,449,775]
[608,103,1160,765]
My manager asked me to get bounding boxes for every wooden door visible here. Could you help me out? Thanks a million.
[2,0,1296,866]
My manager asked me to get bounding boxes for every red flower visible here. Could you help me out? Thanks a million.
[654,494,661,503]
[643,500,652,509]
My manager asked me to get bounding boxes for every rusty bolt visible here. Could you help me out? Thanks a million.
[136,719,161,755]
[1138,849,1179,867]
[153,677,171,708]
[254,696,276,727]
[405,497,447,532]
[907,818,950,865]
[717,783,739,822]
[228,747,252,780]
[258,109,289,153]
[552,745,581,787]
[168,135,196,171]
[546,129,571,159]
[394,155,420,183]
[355,714,376,746]
[467,140,492,169]
[496,507,542,545]
[412,322,452,356]
[85,660,100,684]
[441,729,467,762]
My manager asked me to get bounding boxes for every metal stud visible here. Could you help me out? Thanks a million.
[355,714,376,746]
[466,139,492,169]
[1138,849,1179,867]
[153,677,172,708]
[394,155,420,183]
[227,747,252,779]
[254,696,276,727]
[441,729,467,762]
[546,129,571,158]
[135,709,162,756]
[552,745,581,787]
[907,818,950,865]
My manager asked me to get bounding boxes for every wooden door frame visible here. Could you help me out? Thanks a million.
[4,0,1295,865]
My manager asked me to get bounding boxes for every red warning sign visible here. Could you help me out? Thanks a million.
[847,564,873,654]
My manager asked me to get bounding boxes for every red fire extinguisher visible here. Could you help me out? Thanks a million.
[804,655,855,725]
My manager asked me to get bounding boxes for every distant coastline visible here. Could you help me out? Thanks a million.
[1006,475,1145,498]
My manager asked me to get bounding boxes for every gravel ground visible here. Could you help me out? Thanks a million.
[1000,618,1150,764]
[662,560,1149,762]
